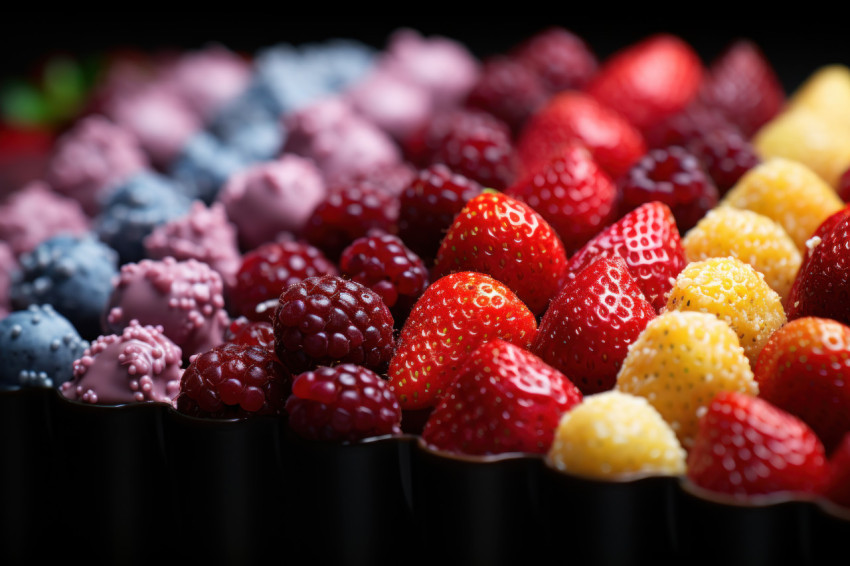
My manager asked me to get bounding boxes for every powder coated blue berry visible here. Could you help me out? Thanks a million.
[0,304,88,389]
[10,233,119,340]
[94,170,193,265]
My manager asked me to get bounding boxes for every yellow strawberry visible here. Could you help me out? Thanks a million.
[545,390,686,479]
[682,207,801,302]
[720,157,844,252]
[615,310,757,450]
[665,256,787,366]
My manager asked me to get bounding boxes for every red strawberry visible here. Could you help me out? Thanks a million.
[687,390,829,498]
[786,205,850,325]
[388,271,538,411]
[504,141,619,255]
[565,200,687,313]
[421,338,583,456]
[431,190,569,316]
[531,255,656,395]
[824,431,850,508]
[585,33,704,135]
[754,316,850,454]
[516,90,647,182]
[510,26,598,94]
[698,39,786,139]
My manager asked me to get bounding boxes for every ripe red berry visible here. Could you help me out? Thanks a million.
[686,125,761,195]
[338,232,429,326]
[174,342,292,419]
[429,109,518,191]
[272,274,396,375]
[300,183,400,261]
[511,26,598,94]
[229,239,338,322]
[225,316,275,351]
[396,163,483,264]
[285,363,402,443]
[618,145,719,233]
[464,55,549,135]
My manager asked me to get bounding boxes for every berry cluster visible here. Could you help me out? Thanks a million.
[4,26,850,532]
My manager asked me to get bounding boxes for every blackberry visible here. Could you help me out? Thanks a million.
[273,274,395,375]
[285,363,402,442]
[338,232,429,326]
[174,342,292,419]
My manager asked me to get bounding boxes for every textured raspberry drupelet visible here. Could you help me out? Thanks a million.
[618,145,719,233]
[300,183,400,261]
[686,125,761,195]
[273,275,395,375]
[224,316,275,351]
[174,342,292,419]
[285,363,402,442]
[396,163,483,264]
[464,55,549,135]
[430,108,518,191]
[510,26,598,94]
[229,239,338,322]
[339,232,429,326]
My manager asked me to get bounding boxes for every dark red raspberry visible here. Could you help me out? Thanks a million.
[618,145,719,234]
[511,26,598,93]
[686,125,761,195]
[324,161,418,198]
[273,274,395,375]
[402,107,503,168]
[225,316,275,350]
[431,111,518,191]
[285,363,402,442]
[464,55,550,135]
[339,232,429,326]
[300,183,400,261]
[174,342,292,419]
[643,101,737,150]
[698,39,786,138]
[229,239,338,322]
[397,163,483,263]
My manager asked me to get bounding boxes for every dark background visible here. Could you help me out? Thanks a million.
[1,20,847,95]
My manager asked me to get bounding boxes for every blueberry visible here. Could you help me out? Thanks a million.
[0,304,88,389]
[94,170,193,265]
[170,131,251,204]
[10,233,119,341]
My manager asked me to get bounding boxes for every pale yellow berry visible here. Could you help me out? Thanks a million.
[753,107,850,189]
[615,310,757,450]
[665,256,786,366]
[682,207,801,302]
[720,157,844,252]
[545,390,686,480]
[788,64,850,130]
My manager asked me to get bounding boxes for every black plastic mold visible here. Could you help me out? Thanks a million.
[2,386,849,566]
